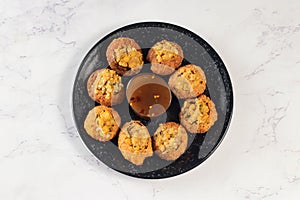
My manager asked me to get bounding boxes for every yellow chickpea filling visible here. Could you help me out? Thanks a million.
[183,99,210,125]
[95,110,115,138]
[182,68,203,87]
[124,123,149,153]
[114,45,143,68]
[94,69,123,100]
[155,126,181,153]
[153,40,179,63]
[174,68,204,92]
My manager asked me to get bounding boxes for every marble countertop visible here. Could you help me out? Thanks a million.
[1,0,300,199]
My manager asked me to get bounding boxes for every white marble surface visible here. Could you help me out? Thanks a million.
[0,0,300,199]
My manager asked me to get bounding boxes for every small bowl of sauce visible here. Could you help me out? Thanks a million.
[126,73,172,118]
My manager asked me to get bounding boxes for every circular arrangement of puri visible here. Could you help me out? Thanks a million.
[83,37,218,165]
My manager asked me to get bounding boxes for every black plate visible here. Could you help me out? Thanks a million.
[72,22,233,179]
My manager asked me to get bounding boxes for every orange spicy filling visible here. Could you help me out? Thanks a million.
[153,40,179,63]
[174,67,205,92]
[114,45,143,68]
[154,125,181,153]
[182,98,210,125]
[123,123,150,153]
[95,109,116,139]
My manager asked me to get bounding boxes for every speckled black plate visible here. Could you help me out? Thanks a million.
[72,22,233,179]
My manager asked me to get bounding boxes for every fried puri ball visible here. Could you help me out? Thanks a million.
[179,95,217,133]
[147,40,183,75]
[153,122,188,160]
[84,105,121,142]
[106,37,144,76]
[169,64,206,99]
[87,69,125,106]
[118,120,153,165]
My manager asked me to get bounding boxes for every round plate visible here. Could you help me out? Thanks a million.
[72,22,233,179]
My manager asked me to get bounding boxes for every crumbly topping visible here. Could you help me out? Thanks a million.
[93,69,123,100]
[114,45,143,68]
[173,75,192,92]
[174,66,205,92]
[182,98,210,125]
[153,40,179,63]
[154,124,181,153]
[95,109,116,139]
[123,122,149,153]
